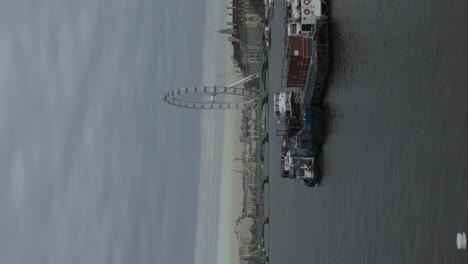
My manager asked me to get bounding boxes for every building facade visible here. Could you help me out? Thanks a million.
[222,0,265,76]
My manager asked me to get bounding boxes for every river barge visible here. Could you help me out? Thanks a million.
[276,0,329,187]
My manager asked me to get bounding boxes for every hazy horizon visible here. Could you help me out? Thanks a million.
[194,1,245,263]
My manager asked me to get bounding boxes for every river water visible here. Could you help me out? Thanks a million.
[266,0,468,263]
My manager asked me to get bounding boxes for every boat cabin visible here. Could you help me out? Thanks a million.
[281,151,315,180]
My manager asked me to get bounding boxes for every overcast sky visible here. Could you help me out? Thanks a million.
[0,0,229,263]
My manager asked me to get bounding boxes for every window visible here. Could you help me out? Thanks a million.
[302,24,313,32]
[289,24,297,35]
[299,169,305,177]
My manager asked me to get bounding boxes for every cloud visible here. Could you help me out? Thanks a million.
[192,0,231,263]
[194,113,225,264]
[0,0,211,263]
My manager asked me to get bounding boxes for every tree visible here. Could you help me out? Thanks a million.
[247,0,263,16]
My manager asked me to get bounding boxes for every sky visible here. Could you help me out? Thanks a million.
[0,0,234,263]
[194,4,244,264]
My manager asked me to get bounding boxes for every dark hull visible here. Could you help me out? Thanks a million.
[303,20,330,107]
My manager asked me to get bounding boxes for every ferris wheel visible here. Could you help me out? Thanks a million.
[163,74,260,110]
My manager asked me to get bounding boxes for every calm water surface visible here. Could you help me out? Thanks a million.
[267,0,468,263]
